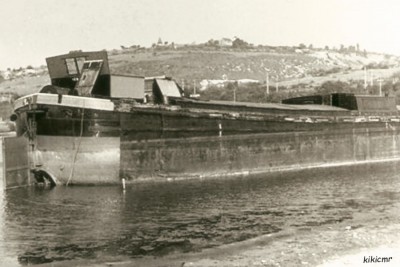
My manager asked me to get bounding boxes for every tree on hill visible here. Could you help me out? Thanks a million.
[232,38,249,49]
[348,45,356,53]
[298,43,307,49]
[206,39,219,47]
[314,81,365,95]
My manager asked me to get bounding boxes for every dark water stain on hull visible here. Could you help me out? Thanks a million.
[1,161,400,265]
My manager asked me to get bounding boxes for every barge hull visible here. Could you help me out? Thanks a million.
[36,135,120,184]
[32,126,400,184]
[120,127,400,182]
[13,93,400,184]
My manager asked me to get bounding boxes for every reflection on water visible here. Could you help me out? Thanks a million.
[1,162,400,265]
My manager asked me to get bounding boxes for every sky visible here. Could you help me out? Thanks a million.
[1,0,400,69]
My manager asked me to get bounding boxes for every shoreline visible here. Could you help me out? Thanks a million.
[37,205,400,267]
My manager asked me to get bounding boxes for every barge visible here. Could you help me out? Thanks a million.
[10,50,400,185]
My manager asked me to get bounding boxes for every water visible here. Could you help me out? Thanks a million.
[1,162,400,265]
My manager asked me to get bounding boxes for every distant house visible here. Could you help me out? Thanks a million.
[219,38,233,47]
[295,48,310,54]
[1,70,12,80]
[24,69,37,76]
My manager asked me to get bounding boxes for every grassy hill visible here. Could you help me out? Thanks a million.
[1,45,400,103]
[109,47,400,84]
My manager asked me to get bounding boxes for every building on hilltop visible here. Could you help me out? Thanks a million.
[0,70,12,80]
[219,38,233,47]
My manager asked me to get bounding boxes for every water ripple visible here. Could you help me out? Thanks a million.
[0,162,399,265]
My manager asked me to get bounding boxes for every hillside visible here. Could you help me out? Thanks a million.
[1,45,400,102]
[110,48,399,82]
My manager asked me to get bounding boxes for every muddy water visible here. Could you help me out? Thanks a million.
[0,162,400,265]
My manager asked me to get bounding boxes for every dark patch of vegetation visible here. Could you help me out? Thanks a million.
[308,67,344,77]
[365,62,390,69]
[232,38,250,49]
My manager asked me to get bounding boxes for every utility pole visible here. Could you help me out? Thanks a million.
[370,70,374,86]
[193,80,196,95]
[266,71,269,95]
[377,78,383,96]
[364,66,367,89]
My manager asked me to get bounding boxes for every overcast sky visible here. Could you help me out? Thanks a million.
[1,0,400,69]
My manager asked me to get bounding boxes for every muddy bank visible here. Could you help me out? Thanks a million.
[37,202,400,267]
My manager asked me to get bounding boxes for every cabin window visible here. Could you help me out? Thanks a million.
[75,57,86,73]
[65,57,87,75]
[90,61,102,69]
[65,58,78,75]
[82,61,102,69]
